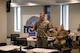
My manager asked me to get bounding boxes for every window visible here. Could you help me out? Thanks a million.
[60,5,69,30]
[44,5,50,20]
[14,7,21,32]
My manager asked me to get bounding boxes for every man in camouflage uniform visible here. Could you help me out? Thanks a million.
[54,25,68,48]
[34,12,51,48]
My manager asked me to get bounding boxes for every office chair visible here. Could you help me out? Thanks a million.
[14,38,27,53]
[15,38,27,46]
[62,48,72,53]
[0,43,7,46]
[10,34,20,44]
[66,36,72,48]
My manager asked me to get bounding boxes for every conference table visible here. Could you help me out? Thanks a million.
[0,45,21,53]
[29,48,59,53]
[16,36,54,47]
[0,45,59,53]
[27,37,54,47]
[0,45,20,51]
[27,37,54,41]
[0,45,27,53]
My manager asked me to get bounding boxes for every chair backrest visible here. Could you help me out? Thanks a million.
[78,36,80,46]
[14,38,27,46]
[62,48,71,53]
[0,43,7,46]
[66,37,72,47]
[11,34,20,41]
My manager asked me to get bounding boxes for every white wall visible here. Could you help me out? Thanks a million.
[21,6,44,15]
[69,4,80,32]
[0,0,7,43]
[50,5,60,27]
[7,7,20,37]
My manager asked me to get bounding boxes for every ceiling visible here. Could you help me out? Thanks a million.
[11,0,80,7]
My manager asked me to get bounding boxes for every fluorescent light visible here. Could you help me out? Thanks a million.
[11,2,39,7]
[11,3,19,7]
[70,0,80,3]
[27,2,38,6]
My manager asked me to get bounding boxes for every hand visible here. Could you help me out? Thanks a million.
[29,28,34,31]
[58,36,63,39]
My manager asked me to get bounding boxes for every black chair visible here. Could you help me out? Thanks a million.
[11,34,20,41]
[14,38,27,46]
[0,43,7,46]
[66,37,72,48]
[10,34,20,44]
[62,48,72,53]
[13,38,28,53]
[48,40,55,49]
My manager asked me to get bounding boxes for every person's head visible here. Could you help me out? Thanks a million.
[40,12,45,21]
[60,24,64,30]
[67,30,70,34]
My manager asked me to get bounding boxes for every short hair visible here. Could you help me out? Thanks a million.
[40,12,45,16]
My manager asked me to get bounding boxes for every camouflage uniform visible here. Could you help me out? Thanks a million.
[34,20,51,48]
[54,29,68,45]
[48,28,57,40]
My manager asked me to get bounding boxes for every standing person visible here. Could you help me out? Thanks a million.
[34,12,51,48]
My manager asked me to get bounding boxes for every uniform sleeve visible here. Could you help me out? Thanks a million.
[46,22,52,36]
[53,30,58,36]
[56,30,68,39]
[34,22,38,30]
[47,31,52,36]
[63,30,68,38]
[47,23,52,30]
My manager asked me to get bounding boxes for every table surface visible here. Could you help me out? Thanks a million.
[0,45,20,51]
[27,37,54,42]
[0,45,59,53]
[29,48,59,53]
[69,32,80,36]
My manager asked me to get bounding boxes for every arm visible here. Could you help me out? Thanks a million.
[47,23,52,31]
[34,22,38,30]
[30,21,38,31]
[57,30,68,39]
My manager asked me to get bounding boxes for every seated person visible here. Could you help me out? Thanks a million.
[53,25,68,49]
